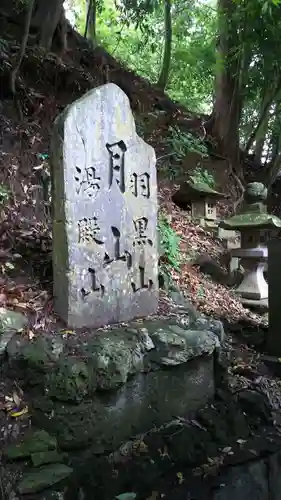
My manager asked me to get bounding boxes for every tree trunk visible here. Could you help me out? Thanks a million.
[253,95,270,163]
[10,0,35,96]
[210,0,249,172]
[268,103,281,165]
[266,149,281,190]
[157,0,172,90]
[84,0,97,48]
[32,0,64,49]
[246,83,281,159]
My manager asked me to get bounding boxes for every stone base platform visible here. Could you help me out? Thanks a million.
[239,297,269,311]
[3,314,223,452]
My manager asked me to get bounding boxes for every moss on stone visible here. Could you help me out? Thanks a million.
[5,430,57,460]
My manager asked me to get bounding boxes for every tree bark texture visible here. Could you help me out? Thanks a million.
[210,0,249,172]
[157,0,172,90]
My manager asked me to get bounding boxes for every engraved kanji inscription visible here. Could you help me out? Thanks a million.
[78,217,104,245]
[81,268,105,298]
[106,140,127,193]
[129,172,150,198]
[131,266,153,293]
[133,217,153,247]
[103,226,132,269]
[74,166,100,198]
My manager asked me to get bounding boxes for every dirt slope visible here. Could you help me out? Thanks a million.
[0,32,266,330]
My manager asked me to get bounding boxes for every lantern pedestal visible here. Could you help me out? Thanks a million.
[231,247,268,300]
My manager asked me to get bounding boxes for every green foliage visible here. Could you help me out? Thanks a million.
[158,214,181,271]
[170,1,216,110]
[166,126,208,161]
[158,160,183,181]
[65,0,281,175]
[69,0,216,111]
[189,166,216,189]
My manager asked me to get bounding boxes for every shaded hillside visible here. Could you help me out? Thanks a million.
[0,31,237,218]
[0,21,267,330]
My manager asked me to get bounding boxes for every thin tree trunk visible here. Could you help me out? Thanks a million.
[254,136,267,164]
[246,83,281,155]
[10,0,35,120]
[211,0,242,166]
[268,103,281,165]
[210,0,250,173]
[32,0,64,49]
[254,108,270,164]
[10,0,35,96]
[264,108,281,189]
[267,151,281,190]
[157,0,172,90]
[84,0,97,48]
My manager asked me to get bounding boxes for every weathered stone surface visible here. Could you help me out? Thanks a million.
[168,288,199,320]
[167,288,225,342]
[17,464,72,494]
[172,180,225,220]
[197,400,250,444]
[192,316,225,343]
[232,247,268,300]
[82,327,153,390]
[5,318,218,452]
[45,357,95,403]
[5,320,218,397]
[219,182,281,304]
[31,450,67,467]
[0,307,27,332]
[148,326,219,366]
[237,389,273,425]
[33,355,214,451]
[115,494,137,500]
[51,83,158,329]
[0,307,28,354]
[220,182,281,230]
[6,335,60,365]
[5,430,57,459]
[6,335,62,388]
[213,461,268,500]
[61,389,281,500]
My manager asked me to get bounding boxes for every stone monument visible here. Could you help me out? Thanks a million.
[219,182,281,305]
[172,180,225,223]
[51,83,158,329]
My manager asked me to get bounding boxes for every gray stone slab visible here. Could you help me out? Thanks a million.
[239,297,268,311]
[33,354,215,451]
[51,83,158,328]
[213,461,268,500]
[7,318,218,451]
[0,307,28,355]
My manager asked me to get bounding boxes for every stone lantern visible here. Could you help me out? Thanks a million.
[219,182,281,305]
[172,180,225,225]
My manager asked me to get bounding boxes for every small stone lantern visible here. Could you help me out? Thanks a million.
[219,182,281,304]
[172,180,225,223]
